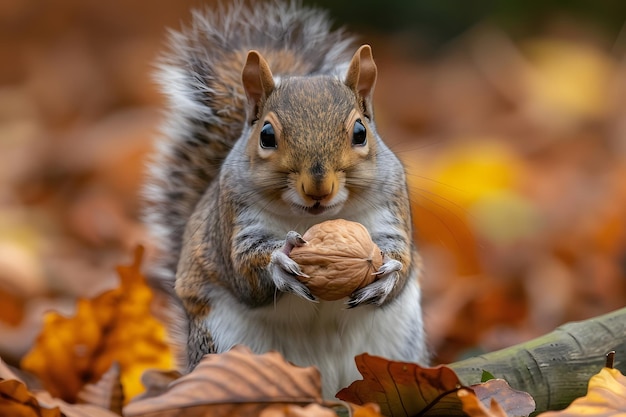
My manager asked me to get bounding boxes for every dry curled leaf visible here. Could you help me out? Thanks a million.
[458,389,508,417]
[471,379,535,417]
[131,369,182,402]
[123,345,324,417]
[259,402,383,417]
[259,403,337,417]
[0,378,62,417]
[0,358,119,417]
[290,219,383,301]
[539,367,626,417]
[20,246,173,403]
[336,353,465,417]
[76,362,123,414]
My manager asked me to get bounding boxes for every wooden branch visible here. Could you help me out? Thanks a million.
[448,307,626,412]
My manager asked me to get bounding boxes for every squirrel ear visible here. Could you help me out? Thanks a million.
[344,45,377,115]
[242,50,275,121]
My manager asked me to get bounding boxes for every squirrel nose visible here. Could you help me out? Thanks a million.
[300,175,336,203]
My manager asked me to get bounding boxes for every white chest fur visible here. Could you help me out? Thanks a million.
[205,276,425,398]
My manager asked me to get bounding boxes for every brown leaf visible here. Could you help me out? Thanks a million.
[458,388,508,417]
[471,379,535,417]
[538,367,626,417]
[1,357,120,417]
[76,362,124,414]
[31,391,122,417]
[123,345,323,417]
[132,369,182,402]
[259,403,337,417]
[336,353,465,417]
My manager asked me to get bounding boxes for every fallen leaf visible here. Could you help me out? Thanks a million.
[20,246,173,403]
[458,388,507,417]
[131,369,182,402]
[539,367,626,417]
[522,39,614,122]
[259,403,336,417]
[0,357,119,417]
[76,362,124,414]
[471,379,535,417]
[351,402,385,417]
[0,379,62,417]
[123,345,323,417]
[27,390,122,417]
[336,353,465,417]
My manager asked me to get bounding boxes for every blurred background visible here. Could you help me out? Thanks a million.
[1,0,625,366]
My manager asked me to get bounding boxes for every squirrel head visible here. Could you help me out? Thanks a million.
[240,45,380,217]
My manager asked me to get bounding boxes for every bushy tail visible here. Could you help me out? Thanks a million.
[143,1,354,295]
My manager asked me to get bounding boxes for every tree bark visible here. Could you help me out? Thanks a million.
[448,307,626,413]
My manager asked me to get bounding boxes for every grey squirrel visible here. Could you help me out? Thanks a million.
[144,0,428,398]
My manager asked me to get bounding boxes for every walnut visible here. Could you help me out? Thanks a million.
[289,219,383,301]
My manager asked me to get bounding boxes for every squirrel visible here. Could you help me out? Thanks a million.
[144,0,428,398]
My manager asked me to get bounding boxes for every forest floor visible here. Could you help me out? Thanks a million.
[1,0,625,370]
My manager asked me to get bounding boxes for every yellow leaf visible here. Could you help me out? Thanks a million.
[421,141,525,208]
[21,246,174,403]
[539,367,626,417]
[405,141,530,273]
[522,39,614,122]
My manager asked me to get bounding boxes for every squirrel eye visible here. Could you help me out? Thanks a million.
[260,121,277,149]
[352,119,367,146]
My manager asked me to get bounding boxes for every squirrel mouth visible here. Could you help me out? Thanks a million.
[305,202,326,215]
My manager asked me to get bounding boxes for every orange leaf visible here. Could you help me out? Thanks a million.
[123,345,324,417]
[0,379,62,417]
[539,367,626,417]
[336,353,465,417]
[351,403,385,417]
[20,246,173,403]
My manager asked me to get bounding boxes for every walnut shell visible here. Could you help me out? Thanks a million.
[289,219,383,301]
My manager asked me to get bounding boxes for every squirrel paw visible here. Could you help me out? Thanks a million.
[269,231,317,302]
[346,256,402,308]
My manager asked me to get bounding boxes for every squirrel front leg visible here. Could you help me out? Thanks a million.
[268,231,317,301]
[231,227,316,304]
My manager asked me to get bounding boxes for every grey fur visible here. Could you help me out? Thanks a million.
[144,0,355,290]
[143,0,356,367]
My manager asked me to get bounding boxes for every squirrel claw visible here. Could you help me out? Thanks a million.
[372,257,402,276]
[277,231,307,256]
[269,235,316,302]
[286,230,307,247]
[272,260,317,301]
[284,261,309,278]
[347,256,401,308]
